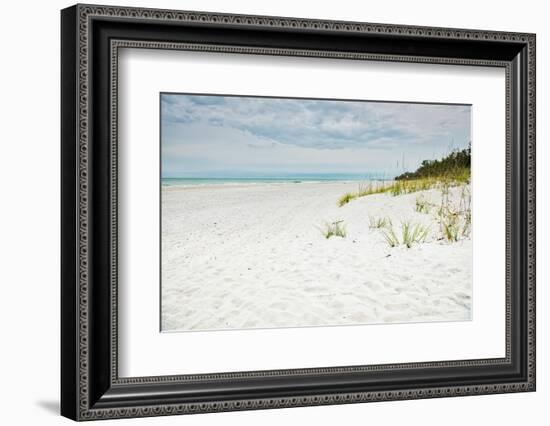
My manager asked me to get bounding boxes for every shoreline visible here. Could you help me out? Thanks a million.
[161,179,392,191]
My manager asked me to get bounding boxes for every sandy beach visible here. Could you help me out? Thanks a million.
[161,181,472,332]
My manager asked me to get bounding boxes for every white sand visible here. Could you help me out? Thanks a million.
[161,182,472,331]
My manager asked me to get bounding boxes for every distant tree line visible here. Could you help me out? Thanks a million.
[395,144,471,181]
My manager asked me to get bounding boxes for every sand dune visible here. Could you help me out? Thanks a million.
[161,181,472,332]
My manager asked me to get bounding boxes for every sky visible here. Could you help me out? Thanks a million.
[161,93,471,179]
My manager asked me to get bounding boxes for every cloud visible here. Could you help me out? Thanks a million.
[161,94,471,177]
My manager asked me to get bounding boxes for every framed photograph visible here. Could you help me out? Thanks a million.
[61,4,536,421]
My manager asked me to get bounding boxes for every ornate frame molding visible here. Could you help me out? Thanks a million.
[61,4,535,421]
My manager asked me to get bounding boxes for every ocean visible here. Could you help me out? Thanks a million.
[161,173,392,187]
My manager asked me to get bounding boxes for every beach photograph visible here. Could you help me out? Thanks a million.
[160,93,472,332]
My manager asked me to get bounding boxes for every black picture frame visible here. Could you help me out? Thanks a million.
[61,4,536,421]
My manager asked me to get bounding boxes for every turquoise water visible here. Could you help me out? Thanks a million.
[162,173,392,187]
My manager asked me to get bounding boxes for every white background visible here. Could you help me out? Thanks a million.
[119,49,505,376]
[0,0,547,425]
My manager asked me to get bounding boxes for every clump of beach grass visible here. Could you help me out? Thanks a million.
[381,226,399,247]
[401,221,429,248]
[380,221,429,248]
[462,209,472,237]
[415,195,431,214]
[368,215,392,229]
[357,182,388,197]
[440,211,460,242]
[459,185,472,238]
[338,192,357,207]
[436,184,471,242]
[388,177,460,197]
[390,181,405,196]
[320,220,347,239]
[338,181,391,207]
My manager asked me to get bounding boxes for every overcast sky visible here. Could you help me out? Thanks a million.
[161,93,471,178]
